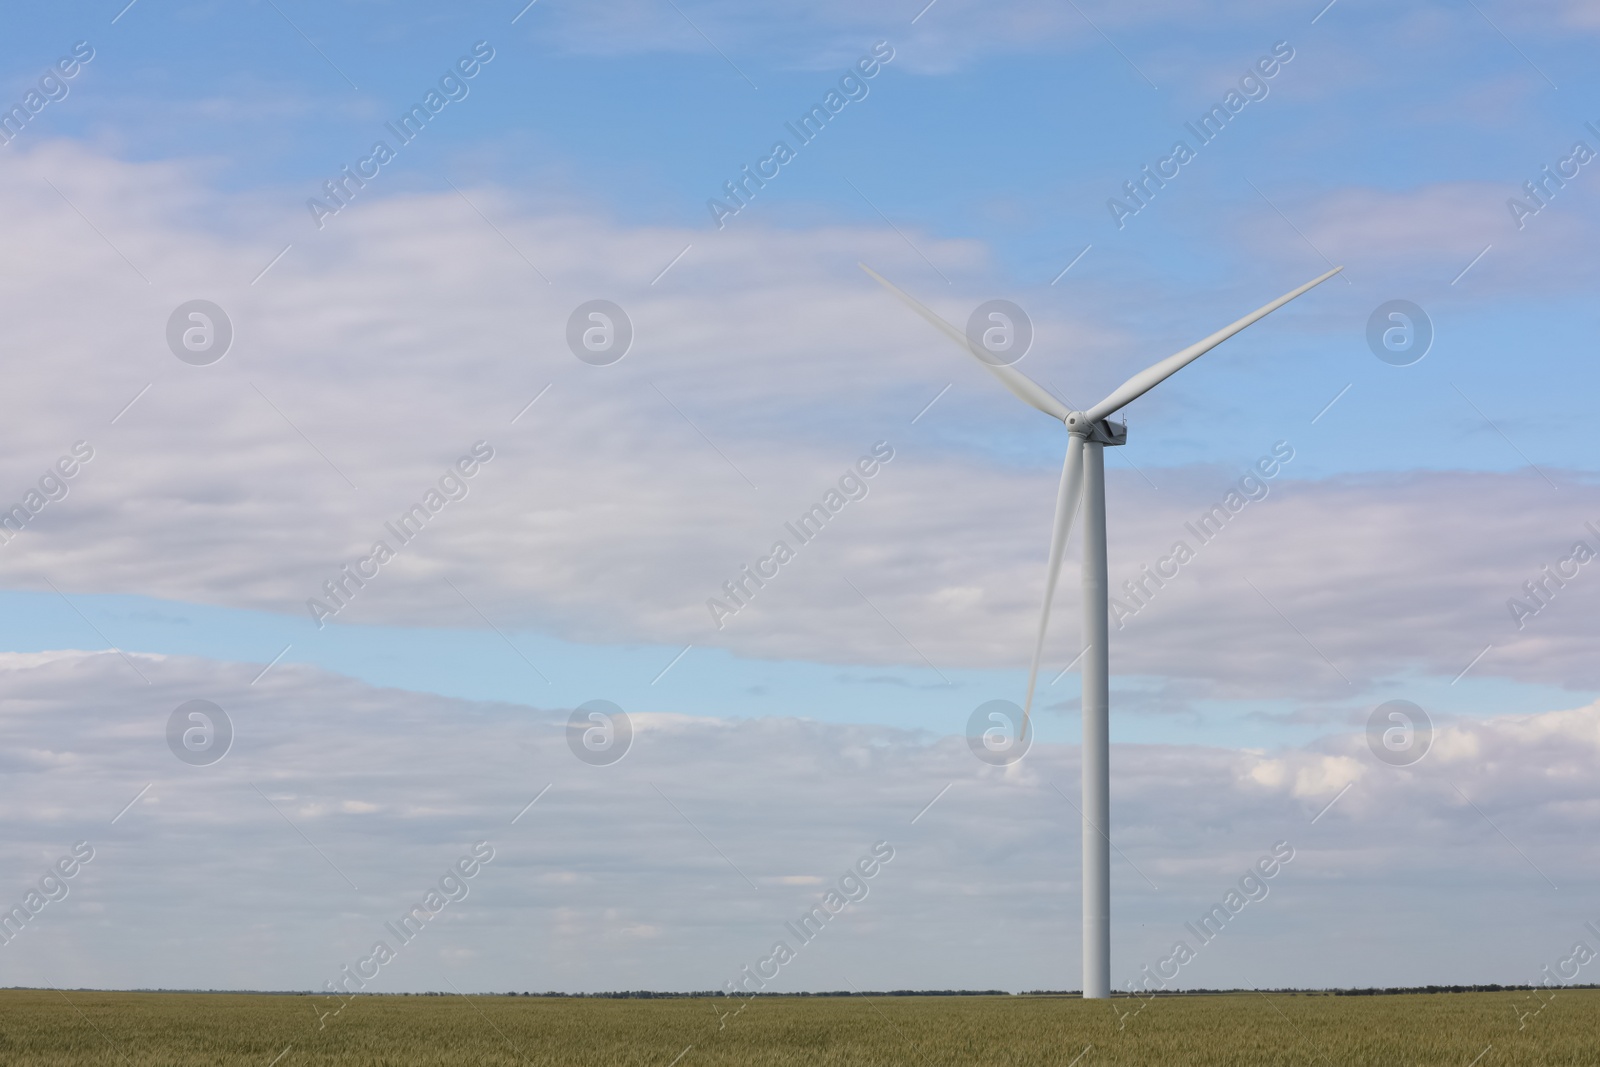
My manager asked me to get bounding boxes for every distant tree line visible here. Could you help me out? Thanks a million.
[10,983,1597,998]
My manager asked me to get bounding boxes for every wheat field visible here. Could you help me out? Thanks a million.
[0,988,1594,1066]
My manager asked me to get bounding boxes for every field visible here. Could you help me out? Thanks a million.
[1,988,1596,1066]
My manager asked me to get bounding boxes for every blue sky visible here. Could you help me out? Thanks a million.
[2,0,1599,997]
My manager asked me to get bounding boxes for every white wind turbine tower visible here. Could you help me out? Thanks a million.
[862,262,1341,999]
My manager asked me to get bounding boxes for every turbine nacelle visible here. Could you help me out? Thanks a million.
[1064,412,1126,446]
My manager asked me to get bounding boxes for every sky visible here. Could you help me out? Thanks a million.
[1,0,1599,1004]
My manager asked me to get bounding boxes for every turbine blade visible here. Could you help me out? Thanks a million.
[1022,434,1086,730]
[1084,266,1343,423]
[860,263,1072,422]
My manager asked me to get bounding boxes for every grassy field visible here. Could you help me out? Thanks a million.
[0,988,1595,1066]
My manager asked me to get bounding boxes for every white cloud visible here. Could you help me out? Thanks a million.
[0,649,1595,993]
[0,142,1597,700]
[519,0,1600,74]
[1233,178,1600,297]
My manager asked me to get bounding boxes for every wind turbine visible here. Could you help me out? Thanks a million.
[861,262,1342,998]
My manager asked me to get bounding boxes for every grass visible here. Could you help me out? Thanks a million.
[0,988,1595,1065]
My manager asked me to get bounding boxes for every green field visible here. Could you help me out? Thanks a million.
[0,988,1595,1065]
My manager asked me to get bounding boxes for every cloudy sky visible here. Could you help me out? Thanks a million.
[1,0,1597,999]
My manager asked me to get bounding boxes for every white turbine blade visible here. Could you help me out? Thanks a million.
[860,263,1072,422]
[1084,266,1343,423]
[1022,434,1085,729]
